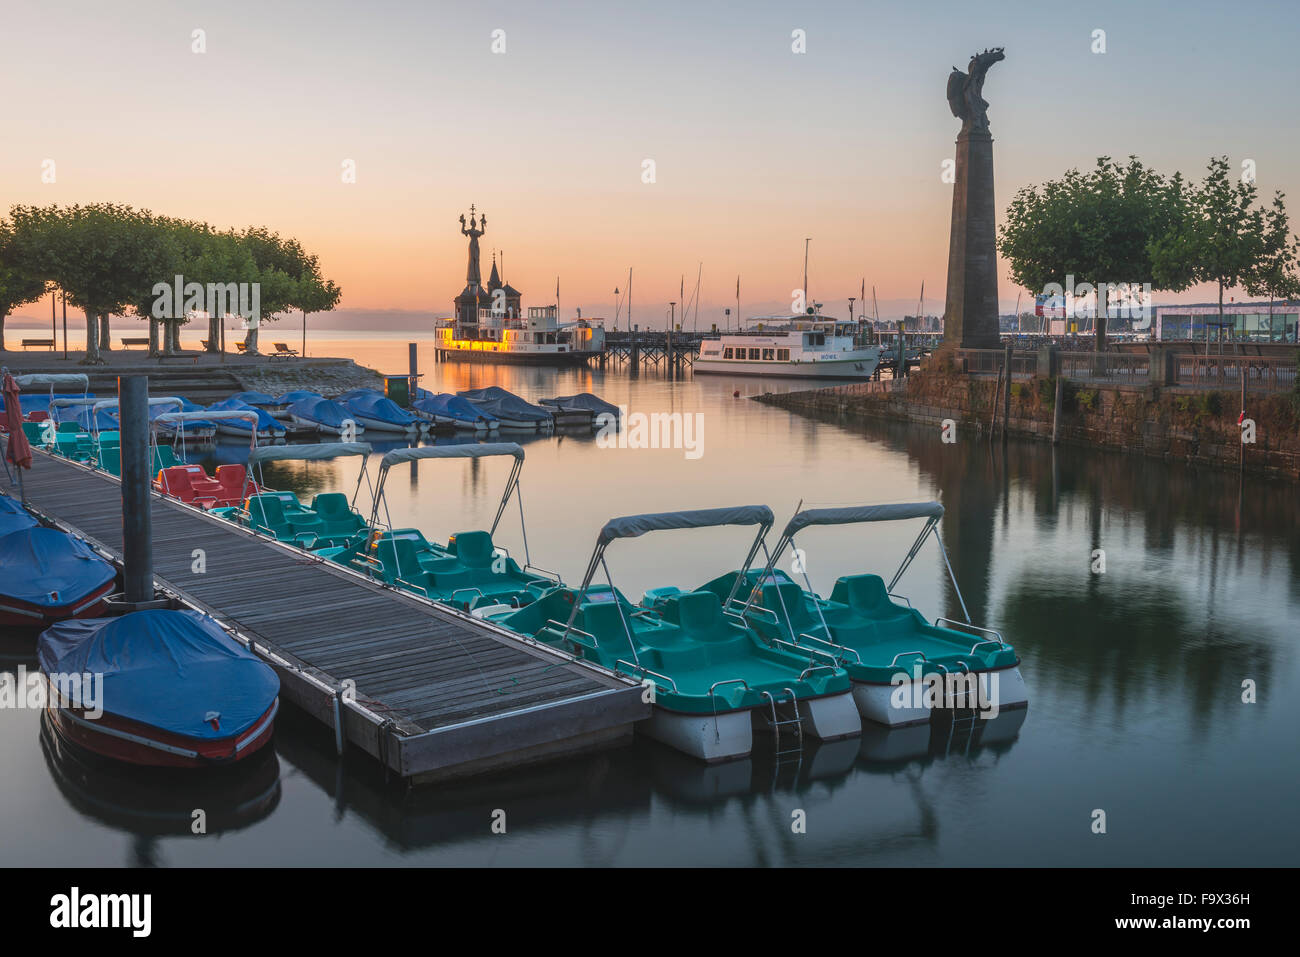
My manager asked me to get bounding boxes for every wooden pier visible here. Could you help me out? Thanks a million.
[14,448,649,783]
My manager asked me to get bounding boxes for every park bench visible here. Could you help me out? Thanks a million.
[21,338,55,350]
[271,342,299,359]
[120,337,150,348]
[200,339,248,352]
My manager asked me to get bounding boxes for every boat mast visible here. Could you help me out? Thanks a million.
[803,238,811,312]
[628,267,632,330]
[692,262,702,332]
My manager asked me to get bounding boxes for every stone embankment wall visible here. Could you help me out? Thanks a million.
[754,367,1300,481]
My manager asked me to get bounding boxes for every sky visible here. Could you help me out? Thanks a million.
[5,0,1299,325]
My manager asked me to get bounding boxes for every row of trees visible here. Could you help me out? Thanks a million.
[998,156,1300,348]
[0,203,340,362]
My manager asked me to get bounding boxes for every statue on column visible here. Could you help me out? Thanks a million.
[946,48,1004,133]
[459,207,487,286]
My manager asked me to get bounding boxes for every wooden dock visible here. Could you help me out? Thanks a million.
[15,448,649,783]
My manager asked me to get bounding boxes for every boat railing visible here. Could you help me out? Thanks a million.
[796,631,862,665]
[934,617,1007,650]
[523,562,562,582]
[450,586,485,606]
[798,665,839,681]
[396,578,431,599]
[767,636,841,667]
[889,592,914,607]
[542,618,599,652]
[615,659,679,694]
[889,650,927,668]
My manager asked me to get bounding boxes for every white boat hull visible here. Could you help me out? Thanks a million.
[694,355,881,379]
[215,424,284,441]
[641,707,754,763]
[851,665,1029,727]
[752,692,861,740]
[288,414,365,436]
[350,414,423,434]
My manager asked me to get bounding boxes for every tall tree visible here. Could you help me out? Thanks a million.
[6,204,174,364]
[0,218,49,353]
[1243,190,1300,341]
[1152,156,1267,342]
[999,156,1194,350]
[235,227,316,355]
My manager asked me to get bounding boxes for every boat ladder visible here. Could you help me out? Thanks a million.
[761,688,804,763]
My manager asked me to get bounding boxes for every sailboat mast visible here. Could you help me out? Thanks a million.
[803,238,811,311]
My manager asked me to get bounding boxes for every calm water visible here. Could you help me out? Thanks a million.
[3,332,1296,866]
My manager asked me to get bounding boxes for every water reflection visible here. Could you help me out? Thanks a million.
[269,704,1026,866]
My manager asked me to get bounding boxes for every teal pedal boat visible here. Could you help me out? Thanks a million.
[209,442,375,550]
[488,505,860,763]
[698,501,1028,727]
[328,443,561,611]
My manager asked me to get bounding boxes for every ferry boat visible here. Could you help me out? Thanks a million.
[435,306,605,365]
[695,308,881,380]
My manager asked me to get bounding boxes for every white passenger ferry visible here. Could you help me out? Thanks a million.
[695,308,881,379]
[435,306,606,366]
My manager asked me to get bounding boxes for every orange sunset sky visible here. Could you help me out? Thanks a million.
[5,0,1299,325]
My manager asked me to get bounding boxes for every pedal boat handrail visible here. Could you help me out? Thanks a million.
[563,505,776,668]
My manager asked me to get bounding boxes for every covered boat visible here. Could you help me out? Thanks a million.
[490,505,860,762]
[702,502,1029,727]
[151,398,216,441]
[273,390,322,420]
[538,392,620,428]
[411,393,499,432]
[206,398,287,441]
[0,527,117,626]
[342,392,425,434]
[37,609,279,767]
[456,386,553,431]
[286,396,364,436]
[0,495,38,536]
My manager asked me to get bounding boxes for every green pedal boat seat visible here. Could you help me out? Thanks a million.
[245,493,324,543]
[310,492,367,538]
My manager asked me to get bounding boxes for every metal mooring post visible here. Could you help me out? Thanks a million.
[119,375,154,605]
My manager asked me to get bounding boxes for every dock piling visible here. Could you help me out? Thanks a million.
[118,375,154,605]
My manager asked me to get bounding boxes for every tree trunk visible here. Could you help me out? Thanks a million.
[1095,280,1108,354]
[148,317,160,356]
[245,323,260,356]
[206,314,220,352]
[163,320,176,355]
[0,311,7,353]
[1218,282,1225,352]
[81,308,103,364]
[98,313,112,352]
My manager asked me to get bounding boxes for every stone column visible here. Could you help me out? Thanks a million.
[943,128,1001,349]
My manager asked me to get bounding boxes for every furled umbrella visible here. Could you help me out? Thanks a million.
[3,372,33,501]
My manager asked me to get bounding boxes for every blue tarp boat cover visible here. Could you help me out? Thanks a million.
[0,392,93,417]
[207,398,285,433]
[57,405,119,431]
[336,388,382,402]
[344,393,419,427]
[37,609,279,739]
[539,393,620,418]
[413,394,497,425]
[151,399,214,432]
[0,527,116,609]
[286,396,353,429]
[277,390,323,405]
[457,387,553,423]
[229,391,278,406]
[0,496,38,537]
